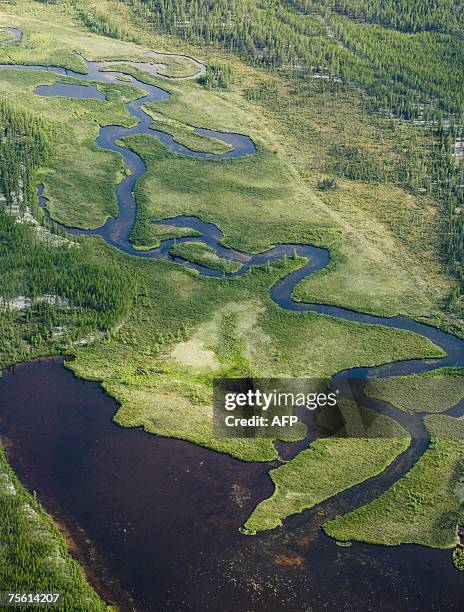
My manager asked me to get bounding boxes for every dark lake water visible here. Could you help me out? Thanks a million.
[0,358,462,612]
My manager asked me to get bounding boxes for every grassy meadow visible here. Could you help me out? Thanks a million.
[366,368,464,414]
[67,237,443,462]
[324,416,464,548]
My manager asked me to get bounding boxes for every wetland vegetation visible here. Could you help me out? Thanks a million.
[366,368,464,414]
[1,0,464,607]
[243,403,411,534]
[324,417,464,548]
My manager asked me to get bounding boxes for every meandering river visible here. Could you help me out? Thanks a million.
[0,49,463,610]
